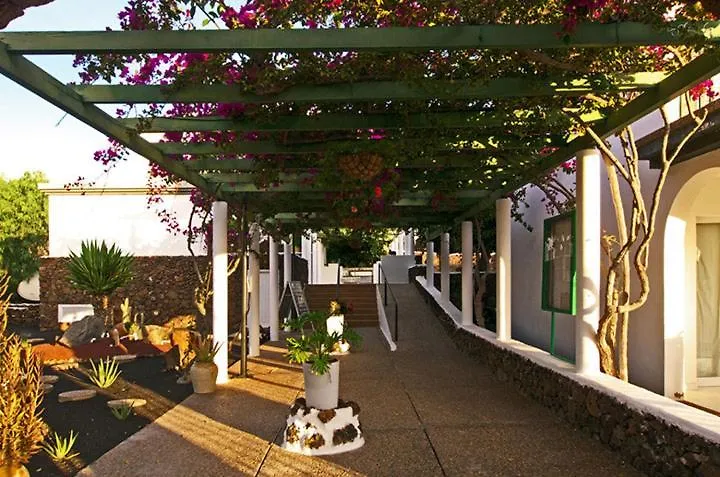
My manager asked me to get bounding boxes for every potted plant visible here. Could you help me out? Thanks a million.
[286,310,361,410]
[189,334,221,394]
[67,240,134,328]
[0,274,46,477]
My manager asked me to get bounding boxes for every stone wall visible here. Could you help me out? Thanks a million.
[39,256,244,331]
[7,303,40,327]
[413,279,720,477]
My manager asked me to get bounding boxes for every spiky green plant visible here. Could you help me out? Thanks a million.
[191,334,222,363]
[110,402,134,421]
[285,311,362,376]
[0,272,47,469]
[42,431,79,461]
[88,357,122,388]
[66,240,133,326]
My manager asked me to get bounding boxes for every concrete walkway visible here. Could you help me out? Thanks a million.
[78,285,642,477]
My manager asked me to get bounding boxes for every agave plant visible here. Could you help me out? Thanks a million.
[191,334,222,363]
[0,273,47,471]
[285,311,362,376]
[88,357,122,389]
[67,240,133,326]
[110,402,135,421]
[42,431,79,461]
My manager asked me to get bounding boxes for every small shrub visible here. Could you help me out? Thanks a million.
[110,403,134,421]
[88,357,121,388]
[42,431,79,461]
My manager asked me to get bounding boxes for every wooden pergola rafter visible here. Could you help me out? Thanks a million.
[2,23,720,230]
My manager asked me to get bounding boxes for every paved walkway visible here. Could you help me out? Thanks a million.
[78,285,642,477]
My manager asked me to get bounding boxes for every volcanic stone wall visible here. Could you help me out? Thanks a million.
[413,278,720,477]
[39,256,242,330]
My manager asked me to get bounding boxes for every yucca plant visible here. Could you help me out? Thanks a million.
[88,357,122,388]
[0,273,47,473]
[285,311,362,375]
[42,431,79,461]
[67,240,133,327]
[110,403,135,421]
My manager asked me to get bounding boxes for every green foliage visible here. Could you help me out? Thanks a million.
[191,334,222,363]
[110,403,135,421]
[0,273,47,466]
[88,357,122,389]
[320,228,396,267]
[67,240,134,297]
[285,310,362,376]
[0,172,48,295]
[42,431,79,461]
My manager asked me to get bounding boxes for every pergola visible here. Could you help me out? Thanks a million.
[2,14,720,379]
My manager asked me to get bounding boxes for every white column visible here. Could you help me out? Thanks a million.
[406,229,415,258]
[283,240,292,287]
[461,221,473,326]
[426,240,435,288]
[496,199,512,341]
[576,149,602,374]
[248,225,261,357]
[441,232,450,303]
[301,233,312,284]
[211,201,228,384]
[398,230,406,255]
[269,236,280,341]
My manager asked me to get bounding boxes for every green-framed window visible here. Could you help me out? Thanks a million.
[541,210,576,315]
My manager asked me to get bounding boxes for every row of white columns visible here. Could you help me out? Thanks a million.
[211,216,295,383]
[423,148,601,375]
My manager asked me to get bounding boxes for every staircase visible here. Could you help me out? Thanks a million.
[304,284,379,328]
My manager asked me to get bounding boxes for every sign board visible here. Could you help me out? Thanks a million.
[541,211,576,314]
[288,281,310,316]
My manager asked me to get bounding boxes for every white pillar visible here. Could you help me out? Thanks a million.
[283,240,292,286]
[248,225,261,357]
[576,149,602,374]
[398,230,406,255]
[426,241,435,288]
[301,233,312,284]
[406,229,415,258]
[496,199,512,341]
[211,201,228,384]
[269,236,279,341]
[441,232,450,303]
[461,221,473,326]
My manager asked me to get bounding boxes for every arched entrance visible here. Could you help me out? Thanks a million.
[664,167,720,397]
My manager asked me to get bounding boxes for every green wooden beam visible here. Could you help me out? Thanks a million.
[122,110,604,133]
[3,23,720,54]
[455,50,720,224]
[184,154,515,171]
[0,43,218,198]
[156,137,551,155]
[74,73,666,104]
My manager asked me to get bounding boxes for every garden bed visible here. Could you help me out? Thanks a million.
[28,357,193,476]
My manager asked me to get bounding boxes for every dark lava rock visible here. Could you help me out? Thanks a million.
[59,315,104,347]
[318,409,336,423]
[306,433,325,449]
[333,424,359,446]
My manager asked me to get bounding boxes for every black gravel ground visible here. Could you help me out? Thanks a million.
[27,357,193,477]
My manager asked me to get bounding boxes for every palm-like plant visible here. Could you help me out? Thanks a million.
[285,311,361,376]
[67,240,133,326]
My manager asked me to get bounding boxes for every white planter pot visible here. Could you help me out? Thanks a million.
[302,360,339,410]
[190,362,218,394]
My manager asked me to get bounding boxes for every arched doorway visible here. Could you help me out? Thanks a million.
[664,167,720,397]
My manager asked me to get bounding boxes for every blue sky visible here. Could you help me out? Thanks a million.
[0,0,149,185]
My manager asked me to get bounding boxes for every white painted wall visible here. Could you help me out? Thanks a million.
[511,99,720,394]
[380,255,417,284]
[42,185,205,257]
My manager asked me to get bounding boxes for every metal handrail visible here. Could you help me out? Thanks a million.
[378,264,399,341]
